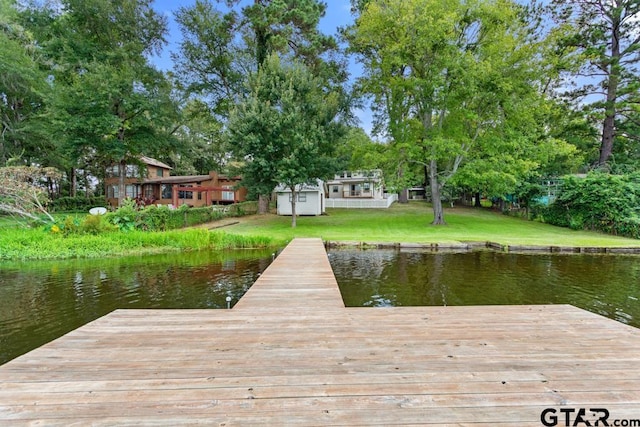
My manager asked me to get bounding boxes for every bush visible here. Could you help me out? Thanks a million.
[614,217,640,239]
[81,214,114,234]
[49,196,108,213]
[542,172,640,238]
[104,201,258,232]
[106,199,138,231]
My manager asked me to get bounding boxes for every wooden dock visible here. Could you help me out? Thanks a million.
[1,238,640,425]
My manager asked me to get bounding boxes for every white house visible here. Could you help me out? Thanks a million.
[275,181,326,216]
[327,170,384,200]
[325,170,397,208]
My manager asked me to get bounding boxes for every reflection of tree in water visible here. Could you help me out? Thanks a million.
[328,250,398,306]
[426,254,448,306]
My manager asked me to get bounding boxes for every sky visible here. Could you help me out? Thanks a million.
[150,0,374,134]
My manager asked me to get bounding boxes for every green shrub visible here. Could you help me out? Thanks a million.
[614,217,640,239]
[107,200,138,231]
[49,196,108,213]
[543,172,640,238]
[104,201,258,232]
[81,214,113,234]
[136,205,171,231]
[61,215,81,236]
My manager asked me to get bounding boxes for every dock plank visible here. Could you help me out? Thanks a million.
[1,238,640,425]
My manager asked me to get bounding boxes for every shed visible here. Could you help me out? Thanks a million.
[276,181,325,216]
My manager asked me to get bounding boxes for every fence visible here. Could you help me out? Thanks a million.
[325,194,398,209]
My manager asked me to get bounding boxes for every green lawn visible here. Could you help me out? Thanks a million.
[2,203,639,261]
[224,202,640,248]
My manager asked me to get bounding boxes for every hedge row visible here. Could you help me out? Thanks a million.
[104,201,258,232]
[49,196,108,213]
[541,173,640,239]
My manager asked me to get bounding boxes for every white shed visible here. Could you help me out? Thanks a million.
[276,181,325,216]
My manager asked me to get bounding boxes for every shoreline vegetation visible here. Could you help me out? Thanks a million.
[2,202,640,261]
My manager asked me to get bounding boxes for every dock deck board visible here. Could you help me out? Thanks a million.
[1,238,640,425]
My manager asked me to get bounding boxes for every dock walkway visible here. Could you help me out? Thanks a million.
[1,238,640,425]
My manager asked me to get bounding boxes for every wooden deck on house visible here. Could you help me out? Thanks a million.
[1,238,640,425]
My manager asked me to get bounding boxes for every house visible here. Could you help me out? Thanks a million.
[325,169,397,208]
[275,181,325,216]
[327,170,384,200]
[105,156,247,208]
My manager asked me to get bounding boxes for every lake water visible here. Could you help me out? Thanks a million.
[1,248,639,365]
[329,249,640,327]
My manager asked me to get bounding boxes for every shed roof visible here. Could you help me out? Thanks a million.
[275,180,324,193]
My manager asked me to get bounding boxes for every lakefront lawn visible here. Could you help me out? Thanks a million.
[2,202,640,260]
[224,202,640,248]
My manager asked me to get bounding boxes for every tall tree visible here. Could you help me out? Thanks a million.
[170,99,227,175]
[174,0,343,105]
[227,55,346,227]
[174,0,347,212]
[23,0,179,203]
[0,0,53,166]
[549,0,640,168]
[346,0,557,224]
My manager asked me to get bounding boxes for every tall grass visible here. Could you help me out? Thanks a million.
[0,228,280,261]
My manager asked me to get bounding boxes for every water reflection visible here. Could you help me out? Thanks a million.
[329,249,640,328]
[0,250,273,365]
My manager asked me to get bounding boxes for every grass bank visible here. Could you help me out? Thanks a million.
[3,202,639,260]
[0,227,279,261]
[224,202,640,248]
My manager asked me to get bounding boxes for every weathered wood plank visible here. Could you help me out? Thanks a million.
[232,238,345,310]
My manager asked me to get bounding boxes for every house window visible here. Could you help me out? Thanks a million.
[108,185,119,199]
[363,182,371,192]
[289,193,307,202]
[125,165,139,178]
[106,165,119,178]
[222,186,234,201]
[125,185,137,198]
[179,185,193,199]
[156,168,163,177]
[332,186,339,193]
[161,184,172,199]
[143,185,154,198]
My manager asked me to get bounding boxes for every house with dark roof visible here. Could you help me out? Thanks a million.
[105,157,247,208]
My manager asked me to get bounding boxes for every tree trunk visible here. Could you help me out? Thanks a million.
[69,168,77,197]
[429,160,446,225]
[117,160,126,207]
[397,164,408,203]
[399,188,409,204]
[474,192,481,208]
[598,15,621,168]
[258,194,269,214]
[290,186,297,228]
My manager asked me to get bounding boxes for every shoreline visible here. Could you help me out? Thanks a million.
[325,240,640,254]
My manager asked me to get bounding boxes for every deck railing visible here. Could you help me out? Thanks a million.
[325,194,397,208]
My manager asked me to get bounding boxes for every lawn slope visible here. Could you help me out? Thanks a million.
[224,202,640,248]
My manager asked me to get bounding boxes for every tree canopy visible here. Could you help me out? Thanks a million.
[227,55,347,227]
[549,0,640,169]
[346,0,573,224]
